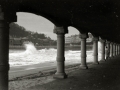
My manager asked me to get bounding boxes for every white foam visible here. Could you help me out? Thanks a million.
[9,42,102,67]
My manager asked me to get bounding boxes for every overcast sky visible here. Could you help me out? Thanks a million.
[16,12,79,40]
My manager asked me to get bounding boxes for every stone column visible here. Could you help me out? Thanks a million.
[92,36,99,64]
[0,8,8,90]
[116,44,117,56]
[119,45,120,55]
[0,14,9,90]
[0,6,17,90]
[119,44,120,55]
[116,44,118,56]
[53,26,68,79]
[106,41,110,59]
[110,43,114,58]
[118,45,119,55]
[0,7,8,90]
[115,44,117,56]
[113,43,115,57]
[79,33,88,69]
[109,42,112,58]
[100,39,106,61]
[118,45,120,55]
[115,43,117,56]
[117,44,119,55]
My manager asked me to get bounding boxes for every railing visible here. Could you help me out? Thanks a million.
[9,46,57,50]
[9,45,93,50]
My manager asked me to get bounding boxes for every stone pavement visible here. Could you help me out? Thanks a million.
[26,56,120,90]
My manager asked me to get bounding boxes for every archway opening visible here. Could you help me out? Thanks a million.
[65,26,80,46]
[65,28,93,65]
[9,12,57,67]
[65,26,80,64]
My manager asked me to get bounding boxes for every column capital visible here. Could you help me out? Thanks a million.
[0,10,4,20]
[79,33,88,39]
[106,41,110,44]
[100,39,106,42]
[0,6,17,22]
[53,26,68,34]
[110,42,114,44]
[92,36,99,41]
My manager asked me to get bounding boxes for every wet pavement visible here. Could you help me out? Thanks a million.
[26,56,120,90]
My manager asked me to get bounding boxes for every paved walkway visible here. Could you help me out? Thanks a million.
[26,56,120,90]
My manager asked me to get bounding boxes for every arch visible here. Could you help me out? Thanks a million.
[65,26,80,46]
[12,3,69,26]
[16,12,54,29]
[68,26,79,34]
[11,12,57,44]
[16,11,57,26]
[2,1,71,27]
[68,25,90,34]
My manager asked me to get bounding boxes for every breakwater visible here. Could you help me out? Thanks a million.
[9,45,93,51]
[9,46,57,50]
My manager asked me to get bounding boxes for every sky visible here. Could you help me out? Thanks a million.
[16,12,79,40]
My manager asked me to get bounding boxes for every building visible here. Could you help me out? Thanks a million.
[65,36,72,44]
[9,37,29,46]
[9,37,52,46]
[65,34,92,45]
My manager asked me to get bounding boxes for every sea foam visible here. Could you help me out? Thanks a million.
[9,42,102,67]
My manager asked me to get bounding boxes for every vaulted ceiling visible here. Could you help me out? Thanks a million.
[1,0,120,43]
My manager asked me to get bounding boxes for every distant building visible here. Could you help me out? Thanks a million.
[9,37,28,46]
[65,37,71,44]
[71,35,81,43]
[9,37,52,46]
[65,35,80,44]
[87,37,92,43]
[65,34,92,45]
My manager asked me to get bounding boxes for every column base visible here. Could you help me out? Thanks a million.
[80,65,88,69]
[108,58,111,60]
[111,56,115,58]
[93,62,99,65]
[111,57,114,58]
[100,59,106,62]
[53,72,67,79]
[108,57,111,59]
[109,57,113,59]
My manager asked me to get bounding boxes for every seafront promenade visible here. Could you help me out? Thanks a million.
[9,55,120,90]
[24,56,120,90]
[9,45,93,50]
[9,45,57,50]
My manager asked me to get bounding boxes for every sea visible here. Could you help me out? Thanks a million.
[9,42,102,67]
